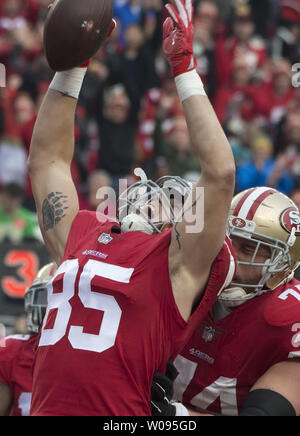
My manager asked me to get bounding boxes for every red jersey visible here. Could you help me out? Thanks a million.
[30,211,235,416]
[0,334,37,416]
[173,278,300,415]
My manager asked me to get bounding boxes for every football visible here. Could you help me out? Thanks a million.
[44,0,114,71]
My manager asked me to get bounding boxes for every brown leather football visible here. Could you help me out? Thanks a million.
[44,0,113,71]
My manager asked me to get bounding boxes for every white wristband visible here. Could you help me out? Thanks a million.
[173,402,190,416]
[49,67,87,100]
[175,70,206,103]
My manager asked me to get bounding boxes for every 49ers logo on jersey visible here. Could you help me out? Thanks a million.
[280,207,300,235]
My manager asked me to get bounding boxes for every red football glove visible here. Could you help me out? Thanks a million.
[163,0,196,78]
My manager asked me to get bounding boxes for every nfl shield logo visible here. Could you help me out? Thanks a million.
[98,233,113,245]
[202,326,215,343]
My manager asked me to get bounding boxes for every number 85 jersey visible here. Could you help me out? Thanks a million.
[30,211,235,416]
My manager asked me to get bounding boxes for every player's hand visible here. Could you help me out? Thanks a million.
[150,360,178,416]
[163,0,196,77]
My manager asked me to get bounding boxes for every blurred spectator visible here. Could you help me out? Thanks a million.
[215,2,267,90]
[0,136,26,186]
[12,313,28,334]
[290,187,300,210]
[213,53,257,124]
[275,113,300,185]
[0,182,39,243]
[155,116,201,179]
[114,0,145,47]
[193,1,221,96]
[97,84,138,192]
[0,0,28,33]
[236,134,294,194]
[105,22,159,109]
[79,169,116,217]
[280,0,300,23]
[114,0,163,49]
[0,0,298,231]
[136,77,184,177]
[251,59,296,125]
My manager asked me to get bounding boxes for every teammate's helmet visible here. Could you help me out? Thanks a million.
[219,187,300,306]
[24,262,57,333]
[118,168,193,234]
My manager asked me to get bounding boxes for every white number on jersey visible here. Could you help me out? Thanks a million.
[278,286,300,302]
[18,392,31,416]
[173,355,238,416]
[39,259,134,353]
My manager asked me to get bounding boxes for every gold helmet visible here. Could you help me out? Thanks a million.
[24,262,57,333]
[219,187,300,306]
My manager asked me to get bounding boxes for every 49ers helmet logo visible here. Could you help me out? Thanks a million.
[232,217,246,228]
[280,207,300,235]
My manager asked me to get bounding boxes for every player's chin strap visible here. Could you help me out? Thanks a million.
[120,213,155,235]
[219,270,296,308]
[218,286,268,308]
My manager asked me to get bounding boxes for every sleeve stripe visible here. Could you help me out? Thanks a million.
[5,334,31,341]
[288,351,300,359]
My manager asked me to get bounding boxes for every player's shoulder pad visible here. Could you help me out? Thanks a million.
[70,210,120,240]
[264,280,300,327]
[76,210,118,228]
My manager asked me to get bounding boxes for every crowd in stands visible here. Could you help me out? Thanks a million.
[0,0,300,245]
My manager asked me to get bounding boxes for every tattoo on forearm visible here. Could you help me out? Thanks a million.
[42,192,69,231]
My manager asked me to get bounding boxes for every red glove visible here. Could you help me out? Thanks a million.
[163,0,196,78]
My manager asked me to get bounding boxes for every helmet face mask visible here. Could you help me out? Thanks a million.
[118,171,193,234]
[228,222,291,291]
[24,283,48,334]
[24,262,57,333]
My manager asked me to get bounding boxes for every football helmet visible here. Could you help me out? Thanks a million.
[219,187,300,307]
[118,168,193,234]
[24,262,57,333]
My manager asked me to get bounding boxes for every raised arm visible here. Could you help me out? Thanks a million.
[164,1,235,319]
[28,67,88,265]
